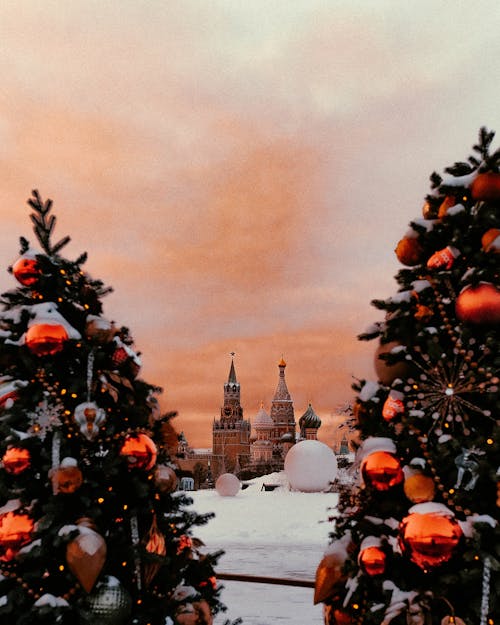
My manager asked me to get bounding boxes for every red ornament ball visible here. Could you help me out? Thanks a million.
[2,447,31,475]
[0,509,34,561]
[359,545,386,576]
[361,451,404,491]
[12,255,41,287]
[25,323,69,356]
[455,283,500,325]
[399,508,462,570]
[120,433,157,471]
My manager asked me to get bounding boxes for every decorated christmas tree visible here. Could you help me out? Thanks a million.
[0,191,232,625]
[316,129,499,625]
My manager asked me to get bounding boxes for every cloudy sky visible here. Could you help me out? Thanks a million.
[1,1,499,446]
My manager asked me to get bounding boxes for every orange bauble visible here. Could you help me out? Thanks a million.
[481,228,500,252]
[0,510,34,561]
[359,545,386,576]
[404,473,435,504]
[25,323,69,356]
[120,433,157,471]
[374,341,410,385]
[12,256,41,287]
[455,283,500,325]
[361,451,404,491]
[471,172,500,200]
[399,509,462,570]
[2,446,31,475]
[395,236,424,266]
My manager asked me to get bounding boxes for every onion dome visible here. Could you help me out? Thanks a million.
[253,403,273,429]
[299,403,322,429]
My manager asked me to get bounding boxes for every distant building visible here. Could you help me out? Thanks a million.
[211,356,251,476]
[175,355,324,484]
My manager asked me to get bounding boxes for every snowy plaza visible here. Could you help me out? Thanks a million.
[189,473,339,625]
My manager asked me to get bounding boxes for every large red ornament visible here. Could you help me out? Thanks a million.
[66,527,107,592]
[2,446,31,475]
[12,255,41,287]
[120,433,157,471]
[471,172,500,200]
[25,323,69,356]
[359,545,386,576]
[361,451,404,491]
[399,507,462,570]
[323,605,354,625]
[0,509,34,561]
[455,283,500,325]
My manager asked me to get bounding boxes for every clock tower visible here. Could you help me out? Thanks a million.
[212,354,251,477]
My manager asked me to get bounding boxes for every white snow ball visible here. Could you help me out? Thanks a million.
[284,440,338,492]
[215,473,240,497]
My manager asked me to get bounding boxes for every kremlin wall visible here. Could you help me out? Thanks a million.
[172,356,353,488]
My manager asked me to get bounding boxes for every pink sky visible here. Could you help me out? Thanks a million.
[1,1,499,446]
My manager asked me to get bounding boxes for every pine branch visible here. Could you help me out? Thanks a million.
[27,189,71,256]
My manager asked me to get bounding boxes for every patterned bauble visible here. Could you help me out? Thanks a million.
[25,323,69,356]
[2,446,31,475]
[79,575,132,625]
[399,503,462,570]
[382,391,405,422]
[12,253,41,287]
[120,433,157,471]
[455,283,500,325]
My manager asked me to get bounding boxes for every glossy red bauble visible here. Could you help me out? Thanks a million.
[359,545,386,576]
[2,447,31,475]
[12,256,41,287]
[120,433,157,471]
[25,323,69,356]
[455,283,500,325]
[361,451,404,491]
[0,510,34,561]
[399,509,462,570]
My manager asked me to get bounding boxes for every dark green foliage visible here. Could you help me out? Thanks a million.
[0,193,235,624]
[324,130,500,625]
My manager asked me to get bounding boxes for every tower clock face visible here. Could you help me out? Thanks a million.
[223,407,232,416]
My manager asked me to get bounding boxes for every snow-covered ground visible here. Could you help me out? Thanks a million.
[188,472,339,624]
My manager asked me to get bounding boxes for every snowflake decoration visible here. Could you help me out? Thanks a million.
[28,399,63,440]
[403,340,498,439]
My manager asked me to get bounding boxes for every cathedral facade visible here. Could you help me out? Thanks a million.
[176,355,322,484]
